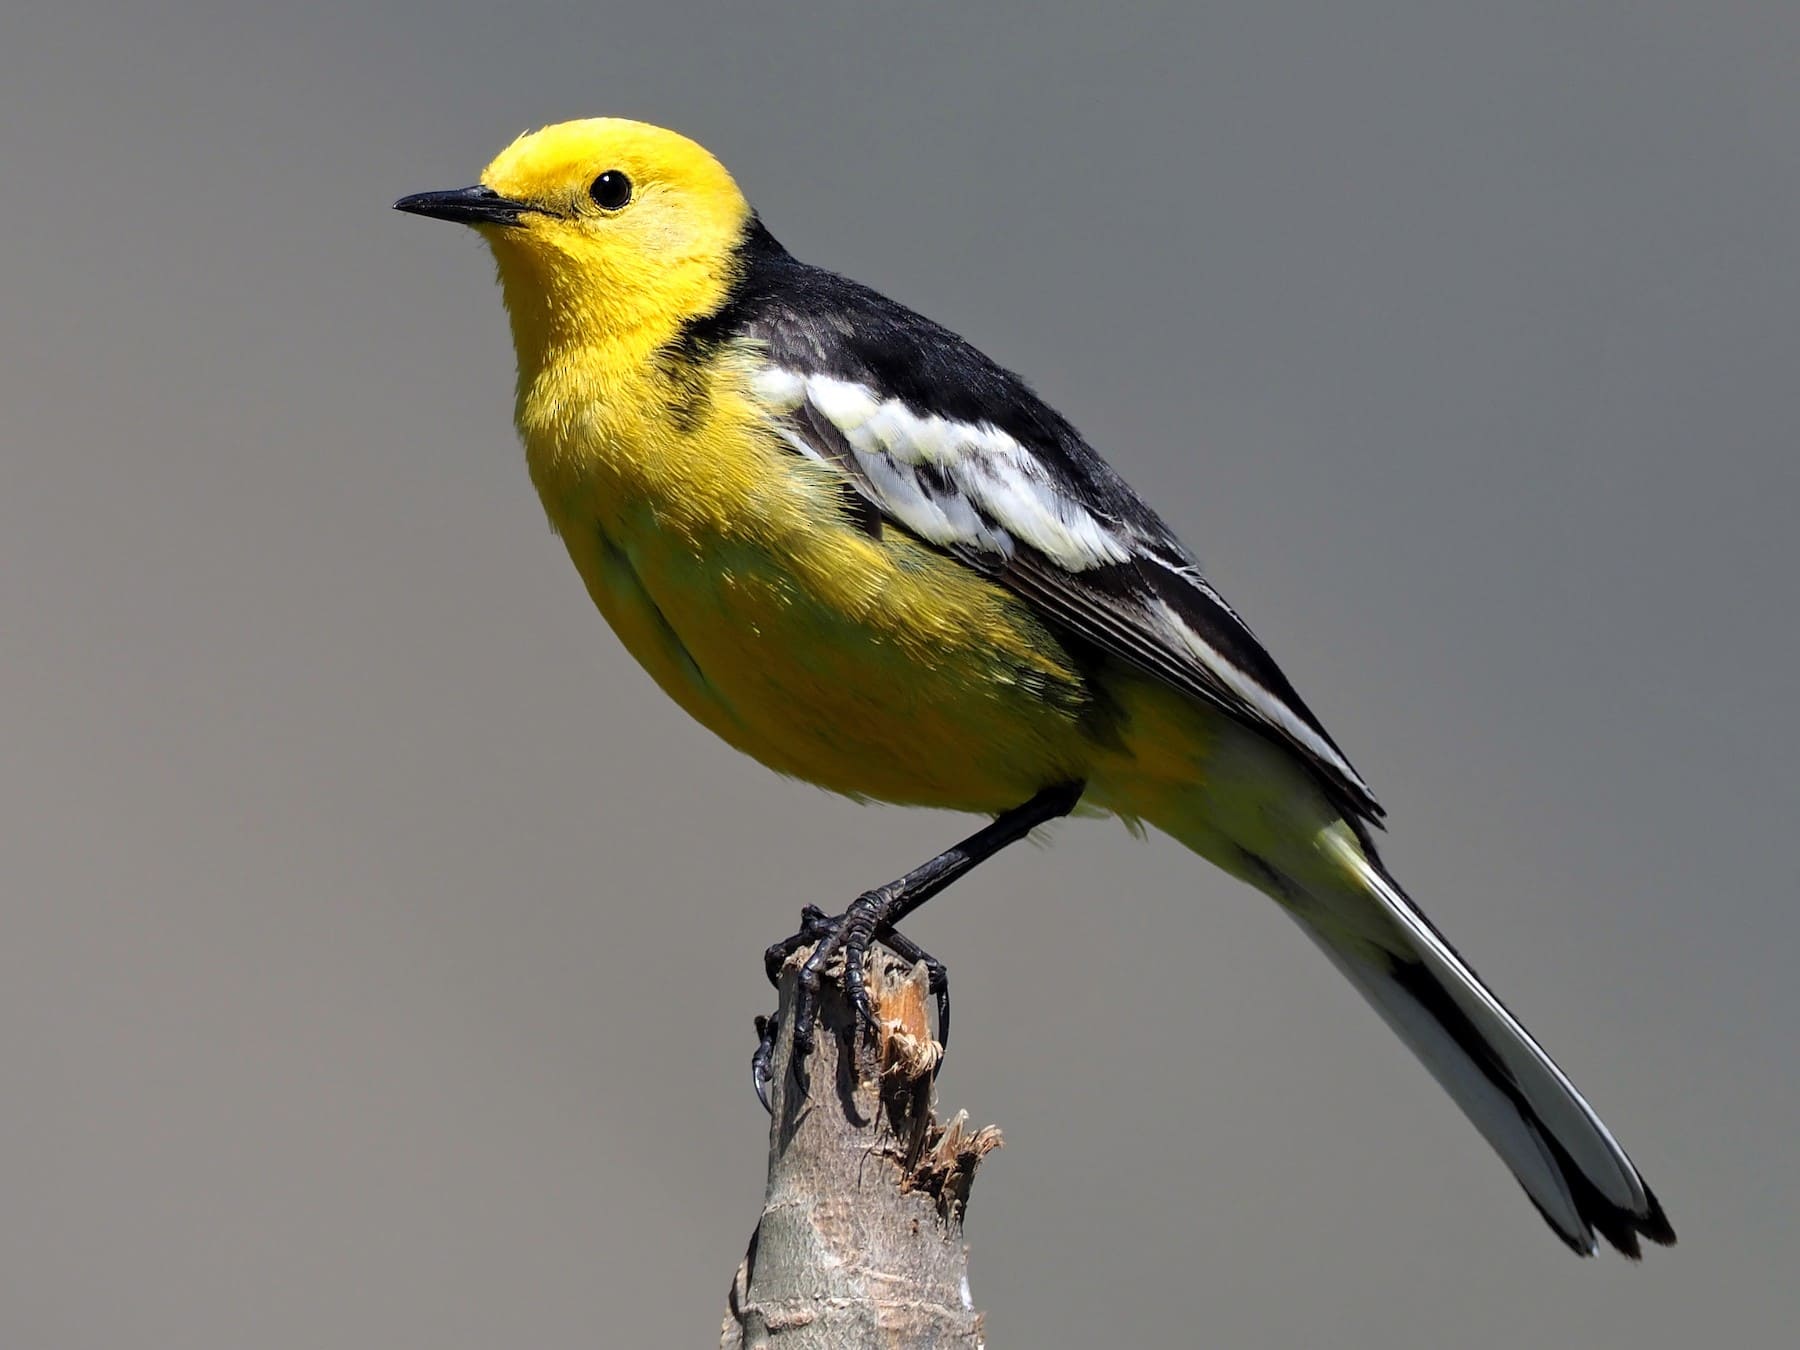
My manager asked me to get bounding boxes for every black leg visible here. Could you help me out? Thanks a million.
[753,781,1084,1109]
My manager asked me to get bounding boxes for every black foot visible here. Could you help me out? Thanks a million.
[746,782,1085,1113]
[751,899,949,1113]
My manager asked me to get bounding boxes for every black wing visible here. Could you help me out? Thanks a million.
[676,218,1382,826]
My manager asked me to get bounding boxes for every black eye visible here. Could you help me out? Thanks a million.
[589,170,632,211]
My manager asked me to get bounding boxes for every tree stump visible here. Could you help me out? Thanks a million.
[722,947,1002,1348]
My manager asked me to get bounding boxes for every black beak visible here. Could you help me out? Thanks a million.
[393,185,535,227]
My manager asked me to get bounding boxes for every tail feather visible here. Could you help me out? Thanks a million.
[1286,838,1674,1257]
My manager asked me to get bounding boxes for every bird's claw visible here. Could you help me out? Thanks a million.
[751,891,950,1114]
[750,1013,777,1112]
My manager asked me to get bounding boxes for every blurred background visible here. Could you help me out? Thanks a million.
[3,2,1795,1345]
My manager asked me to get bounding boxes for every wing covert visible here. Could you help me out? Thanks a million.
[751,361,1384,825]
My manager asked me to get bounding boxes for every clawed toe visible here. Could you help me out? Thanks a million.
[751,895,950,1113]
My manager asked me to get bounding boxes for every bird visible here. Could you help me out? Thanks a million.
[395,117,1673,1258]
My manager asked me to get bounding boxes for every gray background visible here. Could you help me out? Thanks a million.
[4,2,1795,1346]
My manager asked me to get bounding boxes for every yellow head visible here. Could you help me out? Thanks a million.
[396,119,752,365]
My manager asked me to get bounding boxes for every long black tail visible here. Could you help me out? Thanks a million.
[1288,847,1674,1256]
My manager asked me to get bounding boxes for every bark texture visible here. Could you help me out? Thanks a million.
[722,948,1001,1349]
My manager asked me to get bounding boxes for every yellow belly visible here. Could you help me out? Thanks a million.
[558,492,1102,810]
